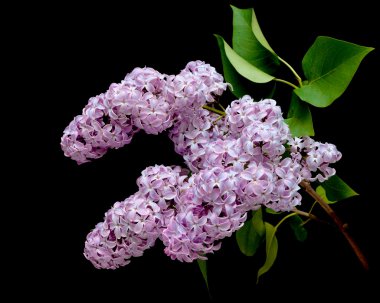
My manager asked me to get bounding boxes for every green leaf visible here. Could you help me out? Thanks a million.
[231,6,279,74]
[320,175,359,202]
[236,209,265,256]
[257,222,278,283]
[197,259,209,290]
[295,36,374,107]
[316,186,336,204]
[250,6,276,54]
[216,36,275,84]
[289,215,308,242]
[215,34,252,97]
[286,93,315,136]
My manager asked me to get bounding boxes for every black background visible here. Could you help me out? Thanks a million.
[30,0,378,300]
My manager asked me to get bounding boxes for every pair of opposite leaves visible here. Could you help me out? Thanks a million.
[215,6,373,137]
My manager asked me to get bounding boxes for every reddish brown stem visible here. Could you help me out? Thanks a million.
[300,180,369,271]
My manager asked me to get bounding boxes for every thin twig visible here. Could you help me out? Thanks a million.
[202,105,226,116]
[217,103,226,112]
[292,208,329,225]
[300,180,369,271]
[278,56,303,87]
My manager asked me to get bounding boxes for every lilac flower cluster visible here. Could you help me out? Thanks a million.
[61,61,227,164]
[62,62,342,268]
[84,165,247,266]
[84,165,187,269]
[289,136,342,182]
[84,98,341,266]
[169,97,305,212]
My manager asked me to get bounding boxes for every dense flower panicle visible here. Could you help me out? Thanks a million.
[60,115,108,164]
[270,158,303,211]
[225,95,257,136]
[81,94,134,148]
[122,67,174,134]
[162,205,222,262]
[183,60,227,100]
[168,97,291,173]
[105,81,142,128]
[237,162,275,211]
[137,165,185,201]
[84,223,130,269]
[193,168,247,235]
[289,137,342,182]
[171,176,200,214]
[60,94,135,164]
[203,138,250,170]
[169,109,224,171]
[62,62,228,163]
[227,98,290,162]
[84,193,162,269]
[137,165,188,226]
[169,109,214,148]
[226,97,284,134]
[165,61,228,121]
[193,167,236,202]
[132,94,173,134]
[125,67,167,94]
[162,167,246,262]
[68,63,343,269]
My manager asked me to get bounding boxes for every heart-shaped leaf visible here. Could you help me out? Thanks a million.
[236,208,265,256]
[285,93,315,136]
[231,6,279,74]
[295,36,373,107]
[216,36,275,83]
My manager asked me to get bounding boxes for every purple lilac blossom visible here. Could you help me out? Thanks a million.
[84,193,162,269]
[67,63,343,269]
[162,167,247,262]
[288,136,342,182]
[61,61,227,163]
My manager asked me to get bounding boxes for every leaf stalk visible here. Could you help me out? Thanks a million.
[274,78,299,89]
[278,56,303,86]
